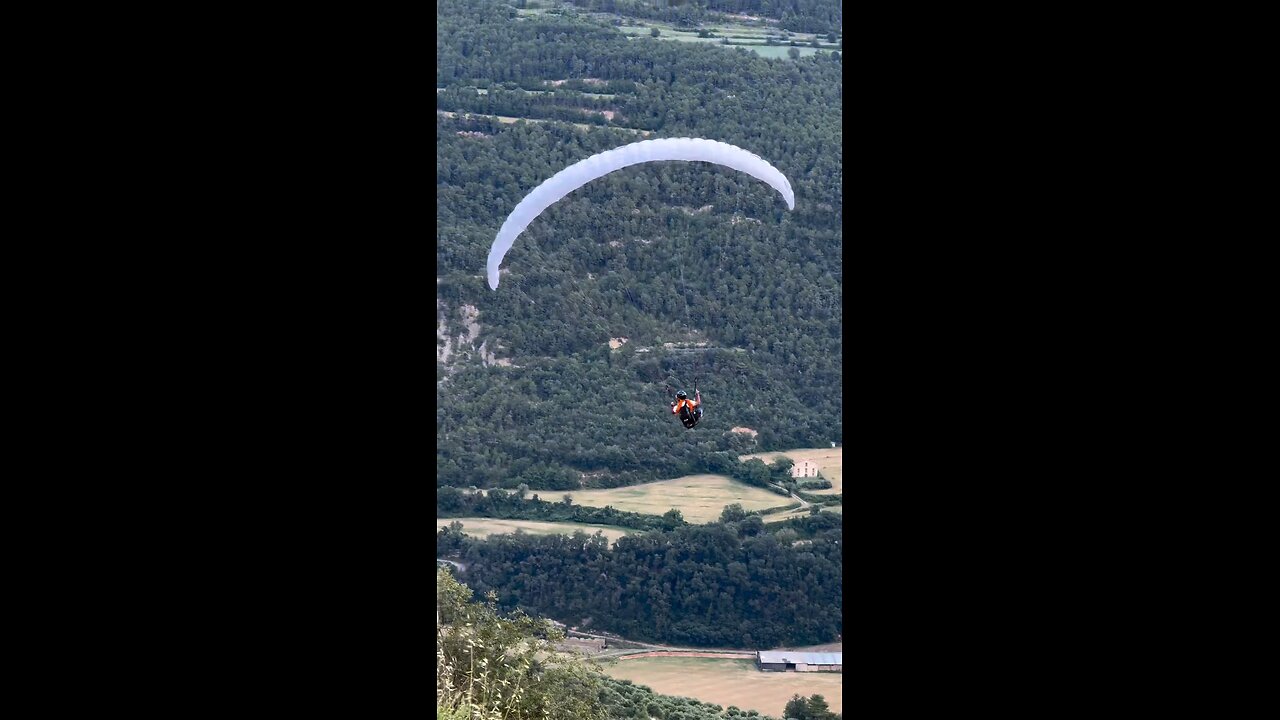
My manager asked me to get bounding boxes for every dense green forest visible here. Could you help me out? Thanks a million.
[437,512,842,648]
[437,0,842,490]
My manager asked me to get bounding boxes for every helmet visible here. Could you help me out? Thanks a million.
[676,390,688,399]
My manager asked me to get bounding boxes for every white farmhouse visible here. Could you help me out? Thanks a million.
[790,460,819,478]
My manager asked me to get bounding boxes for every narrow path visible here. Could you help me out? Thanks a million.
[767,482,810,510]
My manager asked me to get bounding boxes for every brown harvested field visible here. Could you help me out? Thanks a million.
[740,447,843,494]
[568,474,789,523]
[435,518,635,543]
[603,657,841,715]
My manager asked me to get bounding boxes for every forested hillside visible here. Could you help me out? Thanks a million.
[437,0,842,489]
[438,512,843,648]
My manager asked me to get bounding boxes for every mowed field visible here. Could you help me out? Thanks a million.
[569,474,789,523]
[741,448,843,494]
[603,657,841,715]
[437,518,635,543]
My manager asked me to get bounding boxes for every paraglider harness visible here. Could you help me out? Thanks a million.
[668,379,703,429]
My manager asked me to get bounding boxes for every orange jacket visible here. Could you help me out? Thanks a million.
[672,397,699,414]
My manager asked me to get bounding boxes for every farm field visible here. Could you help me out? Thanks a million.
[436,110,594,132]
[748,44,822,58]
[568,474,789,523]
[602,657,842,715]
[741,447,843,494]
[437,517,636,543]
[437,110,649,135]
[623,33,831,58]
[510,0,844,52]
[602,10,837,58]
[438,86,620,99]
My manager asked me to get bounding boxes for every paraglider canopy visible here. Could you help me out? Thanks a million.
[486,137,795,290]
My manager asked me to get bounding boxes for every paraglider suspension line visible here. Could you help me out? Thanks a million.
[679,214,692,332]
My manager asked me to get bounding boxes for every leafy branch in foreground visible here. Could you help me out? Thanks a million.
[437,568,609,719]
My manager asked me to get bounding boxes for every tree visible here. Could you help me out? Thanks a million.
[720,503,748,523]
[563,494,574,506]
[788,47,801,60]
[784,695,809,720]
[782,694,837,720]
[809,505,821,515]
[769,457,795,480]
[739,459,772,488]
[807,695,835,719]
[827,32,837,43]
[661,508,684,529]
[436,569,608,718]
[651,27,660,37]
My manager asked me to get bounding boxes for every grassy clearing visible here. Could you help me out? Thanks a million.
[603,657,842,715]
[748,45,823,59]
[437,110,538,124]
[437,110,649,135]
[763,507,814,523]
[741,447,843,494]
[657,34,728,44]
[441,87,620,99]
[436,517,636,543]
[568,474,787,523]
[623,31,828,58]
[610,12,837,59]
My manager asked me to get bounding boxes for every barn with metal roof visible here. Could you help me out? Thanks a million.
[756,651,842,672]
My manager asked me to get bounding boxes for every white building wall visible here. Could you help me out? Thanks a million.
[790,461,818,478]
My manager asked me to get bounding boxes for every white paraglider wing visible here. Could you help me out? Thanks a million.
[486,137,795,290]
